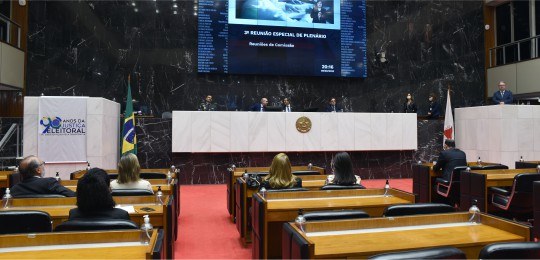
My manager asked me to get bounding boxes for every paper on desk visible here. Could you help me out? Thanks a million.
[115,205,136,213]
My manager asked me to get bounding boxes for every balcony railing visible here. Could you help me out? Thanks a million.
[0,13,21,49]
[488,35,540,68]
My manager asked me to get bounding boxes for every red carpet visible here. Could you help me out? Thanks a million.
[175,184,251,259]
[175,179,412,259]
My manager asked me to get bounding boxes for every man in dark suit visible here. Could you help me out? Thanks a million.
[198,95,218,111]
[433,139,467,181]
[11,155,76,197]
[426,93,441,119]
[282,97,292,112]
[492,81,513,105]
[250,97,268,112]
[324,97,342,112]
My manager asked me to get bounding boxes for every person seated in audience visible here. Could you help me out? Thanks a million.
[11,155,76,197]
[433,139,467,181]
[68,168,130,220]
[259,153,302,190]
[110,153,153,193]
[326,152,361,185]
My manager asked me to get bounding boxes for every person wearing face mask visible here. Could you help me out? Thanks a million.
[403,93,417,113]
[433,139,467,181]
[426,93,442,119]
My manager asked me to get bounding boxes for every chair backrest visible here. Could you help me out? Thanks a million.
[320,184,365,190]
[479,242,540,259]
[513,173,540,193]
[368,246,466,260]
[292,170,320,176]
[383,203,455,217]
[450,166,468,184]
[111,189,154,196]
[0,210,52,234]
[140,172,167,179]
[54,219,138,232]
[161,112,172,119]
[8,172,21,188]
[266,188,309,192]
[14,194,66,198]
[303,209,369,221]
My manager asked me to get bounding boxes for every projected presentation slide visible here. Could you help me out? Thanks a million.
[197,0,366,77]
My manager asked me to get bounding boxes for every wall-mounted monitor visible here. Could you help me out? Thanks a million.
[197,0,367,78]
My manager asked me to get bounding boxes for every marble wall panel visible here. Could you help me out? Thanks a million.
[25,0,485,183]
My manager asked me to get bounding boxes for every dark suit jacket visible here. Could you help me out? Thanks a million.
[250,103,266,112]
[259,177,302,190]
[198,102,217,111]
[68,208,131,221]
[433,148,467,180]
[324,105,342,112]
[492,90,513,104]
[11,177,76,197]
[427,101,441,119]
[282,105,293,112]
[403,102,417,113]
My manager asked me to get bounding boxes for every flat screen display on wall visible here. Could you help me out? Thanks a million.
[197,0,367,77]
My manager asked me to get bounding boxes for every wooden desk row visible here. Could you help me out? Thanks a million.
[459,168,538,212]
[226,165,325,222]
[283,212,531,259]
[235,175,327,245]
[412,161,503,204]
[516,161,540,169]
[413,162,537,212]
[60,179,176,196]
[0,229,164,259]
[0,195,176,259]
[251,188,416,259]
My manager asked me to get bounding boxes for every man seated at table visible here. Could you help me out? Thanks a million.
[433,139,467,181]
[251,97,268,112]
[10,155,76,197]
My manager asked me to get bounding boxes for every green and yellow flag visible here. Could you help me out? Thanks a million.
[121,74,137,155]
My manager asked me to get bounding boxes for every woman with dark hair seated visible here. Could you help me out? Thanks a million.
[326,152,362,186]
[259,153,302,190]
[68,168,130,220]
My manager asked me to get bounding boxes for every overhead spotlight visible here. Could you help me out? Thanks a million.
[156,9,160,13]
[194,5,198,10]
[131,2,136,6]
[193,12,197,16]
[134,8,138,12]
[173,3,178,8]
[173,10,178,14]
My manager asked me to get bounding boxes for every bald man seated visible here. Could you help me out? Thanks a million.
[10,155,76,197]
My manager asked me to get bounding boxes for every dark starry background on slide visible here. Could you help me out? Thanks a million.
[26,1,483,184]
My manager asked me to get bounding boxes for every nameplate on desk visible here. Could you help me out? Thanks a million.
[115,205,135,213]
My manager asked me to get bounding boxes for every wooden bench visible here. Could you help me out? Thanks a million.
[235,174,327,245]
[226,166,325,222]
[0,229,164,259]
[0,195,176,259]
[460,168,537,212]
[283,212,531,259]
[252,188,415,259]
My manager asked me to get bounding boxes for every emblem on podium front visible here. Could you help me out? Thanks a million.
[296,116,312,133]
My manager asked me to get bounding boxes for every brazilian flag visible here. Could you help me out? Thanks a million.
[121,74,137,155]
